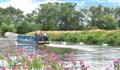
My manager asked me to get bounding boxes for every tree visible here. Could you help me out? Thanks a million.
[96,14,118,29]
[88,5,119,29]
[36,3,80,30]
[36,3,59,30]
[0,23,17,35]
[1,6,24,25]
[58,3,80,30]
[114,7,120,27]
[78,9,92,30]
[0,6,25,35]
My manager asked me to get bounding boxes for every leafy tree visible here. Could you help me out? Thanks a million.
[0,6,24,25]
[96,14,118,29]
[17,21,31,34]
[36,3,80,30]
[0,6,25,35]
[58,3,80,30]
[88,5,118,29]
[114,7,120,27]
[0,23,17,35]
[36,3,59,30]
[1,3,120,35]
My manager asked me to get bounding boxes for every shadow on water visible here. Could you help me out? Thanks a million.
[37,44,76,55]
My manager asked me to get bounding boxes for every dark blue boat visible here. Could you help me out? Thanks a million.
[17,35,48,42]
[16,35,49,52]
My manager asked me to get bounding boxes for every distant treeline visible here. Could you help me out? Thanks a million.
[1,3,120,36]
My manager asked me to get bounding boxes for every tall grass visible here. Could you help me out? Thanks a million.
[46,30,120,46]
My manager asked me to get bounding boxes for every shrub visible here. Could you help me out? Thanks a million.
[47,31,120,46]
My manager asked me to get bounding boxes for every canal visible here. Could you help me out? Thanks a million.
[46,42,119,70]
[0,38,119,70]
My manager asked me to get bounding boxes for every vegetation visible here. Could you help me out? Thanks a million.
[1,2,120,46]
[113,58,120,70]
[1,2,120,70]
[1,3,120,36]
[35,30,120,46]
[0,45,119,70]
[0,47,89,70]
[45,47,75,55]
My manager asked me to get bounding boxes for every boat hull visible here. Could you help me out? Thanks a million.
[16,35,49,52]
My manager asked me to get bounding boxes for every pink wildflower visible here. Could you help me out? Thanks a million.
[16,47,23,56]
[106,65,112,70]
[0,66,6,70]
[24,64,28,70]
[80,60,89,70]
[80,60,84,65]
[64,53,69,57]
[48,52,58,63]
[69,57,75,63]
[28,52,35,59]
[63,63,69,70]
[3,47,9,58]
[64,68,69,70]
[113,58,120,64]
[61,60,65,65]
[69,52,74,55]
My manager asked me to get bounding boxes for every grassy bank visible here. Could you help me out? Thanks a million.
[28,30,120,46]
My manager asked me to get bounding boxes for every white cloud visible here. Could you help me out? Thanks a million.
[77,1,85,6]
[107,0,120,6]
[0,0,39,14]
[0,0,61,14]
[41,0,61,4]
[107,0,120,2]
[76,1,85,9]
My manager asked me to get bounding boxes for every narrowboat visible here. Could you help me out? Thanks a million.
[16,35,49,52]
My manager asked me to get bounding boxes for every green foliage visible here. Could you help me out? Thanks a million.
[36,3,81,30]
[17,21,41,34]
[106,32,120,46]
[89,5,119,30]
[17,22,31,34]
[0,23,17,35]
[31,57,42,69]
[47,31,120,46]
[97,14,118,30]
[114,7,120,27]
[1,4,120,35]
[45,47,75,55]
[0,53,3,60]
[85,32,107,45]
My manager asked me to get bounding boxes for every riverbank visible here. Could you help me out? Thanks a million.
[27,30,120,46]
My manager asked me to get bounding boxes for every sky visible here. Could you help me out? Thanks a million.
[0,0,120,14]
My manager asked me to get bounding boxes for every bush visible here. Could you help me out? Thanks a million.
[47,31,120,46]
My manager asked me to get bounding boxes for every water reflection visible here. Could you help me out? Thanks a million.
[1,40,120,70]
[37,43,120,70]
[74,46,120,70]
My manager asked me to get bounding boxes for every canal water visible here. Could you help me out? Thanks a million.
[47,43,119,70]
[73,45,118,70]
[0,38,119,70]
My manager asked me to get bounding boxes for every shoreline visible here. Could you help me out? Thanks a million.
[27,30,120,47]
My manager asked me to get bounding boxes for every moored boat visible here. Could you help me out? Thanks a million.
[16,35,49,52]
